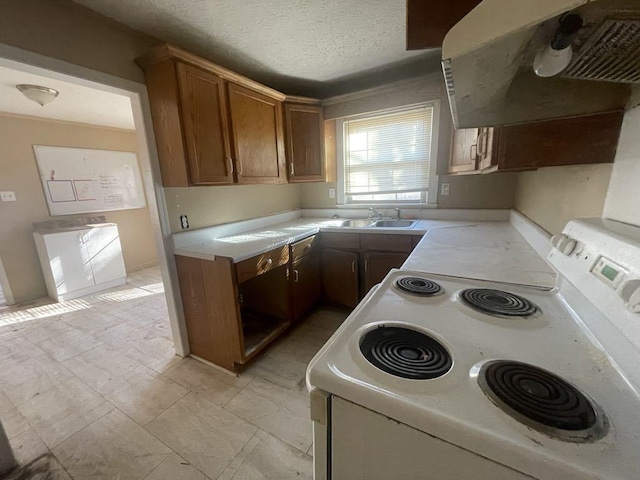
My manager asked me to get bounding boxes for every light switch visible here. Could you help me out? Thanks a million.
[329,188,336,199]
[440,183,450,196]
[0,191,16,202]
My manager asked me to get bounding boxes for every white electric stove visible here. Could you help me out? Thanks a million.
[307,218,640,480]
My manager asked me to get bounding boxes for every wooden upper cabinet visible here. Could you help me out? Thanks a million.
[137,44,288,187]
[284,103,325,182]
[497,111,624,171]
[176,63,234,185]
[228,84,287,184]
[447,111,622,175]
[406,0,482,49]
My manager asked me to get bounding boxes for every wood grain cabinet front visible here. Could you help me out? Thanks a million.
[175,235,321,372]
[138,44,291,187]
[176,63,235,185]
[447,111,623,175]
[363,252,410,293]
[290,252,322,322]
[318,232,423,307]
[284,103,325,182]
[228,83,287,184]
[322,249,360,308]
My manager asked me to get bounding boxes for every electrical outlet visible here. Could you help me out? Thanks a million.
[440,183,450,196]
[329,188,336,199]
[180,215,189,229]
[0,191,16,202]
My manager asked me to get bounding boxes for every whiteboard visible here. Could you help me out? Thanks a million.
[34,145,147,216]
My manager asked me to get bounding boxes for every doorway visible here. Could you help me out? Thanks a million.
[0,44,187,355]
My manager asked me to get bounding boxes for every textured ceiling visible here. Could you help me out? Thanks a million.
[0,65,135,129]
[72,0,442,97]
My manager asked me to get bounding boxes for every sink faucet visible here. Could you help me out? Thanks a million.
[394,208,401,220]
[368,207,383,220]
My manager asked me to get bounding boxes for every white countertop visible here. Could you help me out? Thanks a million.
[403,222,557,289]
[173,218,449,262]
[173,211,556,288]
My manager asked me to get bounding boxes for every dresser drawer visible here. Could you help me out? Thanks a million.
[235,245,289,283]
[290,235,317,262]
[360,234,413,253]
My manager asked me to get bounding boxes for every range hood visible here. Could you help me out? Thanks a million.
[442,0,640,128]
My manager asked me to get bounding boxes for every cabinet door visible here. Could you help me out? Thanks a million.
[228,83,286,184]
[43,230,95,295]
[85,226,126,285]
[477,127,500,171]
[498,111,624,171]
[448,128,479,174]
[284,103,325,182]
[363,252,409,293]
[176,62,234,184]
[322,249,359,308]
[291,252,321,322]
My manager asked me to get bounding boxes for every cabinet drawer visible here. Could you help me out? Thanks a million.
[320,232,360,250]
[290,235,317,262]
[235,245,289,283]
[361,234,413,253]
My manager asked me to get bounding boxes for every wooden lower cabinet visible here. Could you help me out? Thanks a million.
[322,249,360,308]
[290,252,321,322]
[175,232,424,370]
[175,234,322,372]
[363,252,410,293]
[320,232,422,308]
[176,253,291,371]
[175,255,243,371]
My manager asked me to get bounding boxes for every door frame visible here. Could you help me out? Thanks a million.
[0,43,189,356]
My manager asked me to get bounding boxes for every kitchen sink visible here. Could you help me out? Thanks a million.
[372,220,418,228]
[335,219,419,229]
[338,219,375,228]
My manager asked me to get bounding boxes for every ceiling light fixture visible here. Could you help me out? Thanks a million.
[533,14,584,78]
[15,84,60,106]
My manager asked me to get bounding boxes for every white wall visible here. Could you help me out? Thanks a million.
[603,106,640,226]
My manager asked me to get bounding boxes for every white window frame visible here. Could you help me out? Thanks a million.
[336,101,440,207]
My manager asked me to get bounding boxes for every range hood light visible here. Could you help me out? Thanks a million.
[533,45,574,78]
[533,14,584,78]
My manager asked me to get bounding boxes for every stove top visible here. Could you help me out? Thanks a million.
[359,326,452,380]
[459,288,540,318]
[394,276,444,296]
[307,269,640,480]
[477,360,606,443]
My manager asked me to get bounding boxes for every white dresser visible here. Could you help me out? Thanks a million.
[34,223,126,302]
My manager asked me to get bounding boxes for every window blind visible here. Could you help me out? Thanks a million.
[343,105,433,197]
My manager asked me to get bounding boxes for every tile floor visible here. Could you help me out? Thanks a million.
[0,266,348,479]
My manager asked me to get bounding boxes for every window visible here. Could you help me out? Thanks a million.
[337,102,439,205]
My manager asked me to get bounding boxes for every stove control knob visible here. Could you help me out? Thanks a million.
[551,234,577,256]
[618,280,640,313]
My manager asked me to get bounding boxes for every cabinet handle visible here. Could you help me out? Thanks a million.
[470,144,477,161]
[364,260,368,272]
[228,157,234,174]
[351,261,356,273]
[290,162,295,176]
[260,258,273,271]
[237,160,243,175]
[477,131,488,158]
[294,269,299,283]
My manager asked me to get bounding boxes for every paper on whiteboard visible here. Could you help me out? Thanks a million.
[34,146,147,216]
